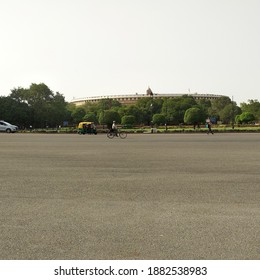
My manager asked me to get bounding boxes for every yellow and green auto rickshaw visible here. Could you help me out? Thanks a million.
[77,122,97,135]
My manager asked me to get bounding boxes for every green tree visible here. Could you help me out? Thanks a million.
[240,100,260,121]
[219,103,241,124]
[135,97,163,124]
[162,95,197,124]
[152,114,166,125]
[196,99,211,118]
[135,97,152,109]
[237,112,255,124]
[121,115,136,126]
[184,107,206,127]
[0,96,31,128]
[99,110,120,127]
[66,103,76,124]
[196,99,212,111]
[10,83,68,128]
[30,83,55,127]
[97,99,121,111]
[83,112,98,123]
[82,101,98,113]
[9,87,28,102]
[48,92,69,127]
[209,96,232,121]
[71,107,86,124]
[235,115,241,124]
[118,105,143,124]
[211,96,232,111]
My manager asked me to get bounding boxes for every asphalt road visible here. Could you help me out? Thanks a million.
[0,133,259,260]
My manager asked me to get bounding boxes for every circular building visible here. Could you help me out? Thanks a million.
[70,87,227,106]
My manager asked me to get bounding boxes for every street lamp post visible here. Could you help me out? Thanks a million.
[231,96,235,129]
[165,98,168,132]
[150,103,153,133]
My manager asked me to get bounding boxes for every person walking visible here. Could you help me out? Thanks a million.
[206,118,214,135]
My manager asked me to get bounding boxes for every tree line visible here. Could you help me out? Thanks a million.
[0,83,259,128]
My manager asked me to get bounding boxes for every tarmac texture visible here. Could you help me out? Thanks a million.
[0,133,259,259]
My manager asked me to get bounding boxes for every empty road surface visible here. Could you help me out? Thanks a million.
[0,133,259,259]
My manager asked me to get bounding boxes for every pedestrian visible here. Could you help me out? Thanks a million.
[206,118,214,135]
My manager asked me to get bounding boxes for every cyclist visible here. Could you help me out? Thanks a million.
[111,121,118,137]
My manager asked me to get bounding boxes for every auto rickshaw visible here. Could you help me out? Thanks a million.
[77,122,97,135]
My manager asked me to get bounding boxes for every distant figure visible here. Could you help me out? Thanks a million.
[111,121,118,137]
[206,118,214,135]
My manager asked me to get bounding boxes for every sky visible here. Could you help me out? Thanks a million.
[0,0,259,105]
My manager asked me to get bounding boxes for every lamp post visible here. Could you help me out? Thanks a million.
[231,96,235,129]
[102,110,105,129]
[150,103,153,133]
[165,98,168,132]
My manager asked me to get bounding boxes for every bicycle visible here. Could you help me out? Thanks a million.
[107,129,127,139]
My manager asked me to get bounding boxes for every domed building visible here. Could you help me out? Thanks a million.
[70,87,227,106]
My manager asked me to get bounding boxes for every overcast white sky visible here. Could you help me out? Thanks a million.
[0,0,259,104]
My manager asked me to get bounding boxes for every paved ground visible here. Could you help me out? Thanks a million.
[0,133,259,260]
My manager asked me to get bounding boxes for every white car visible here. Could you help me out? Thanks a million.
[0,120,18,133]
